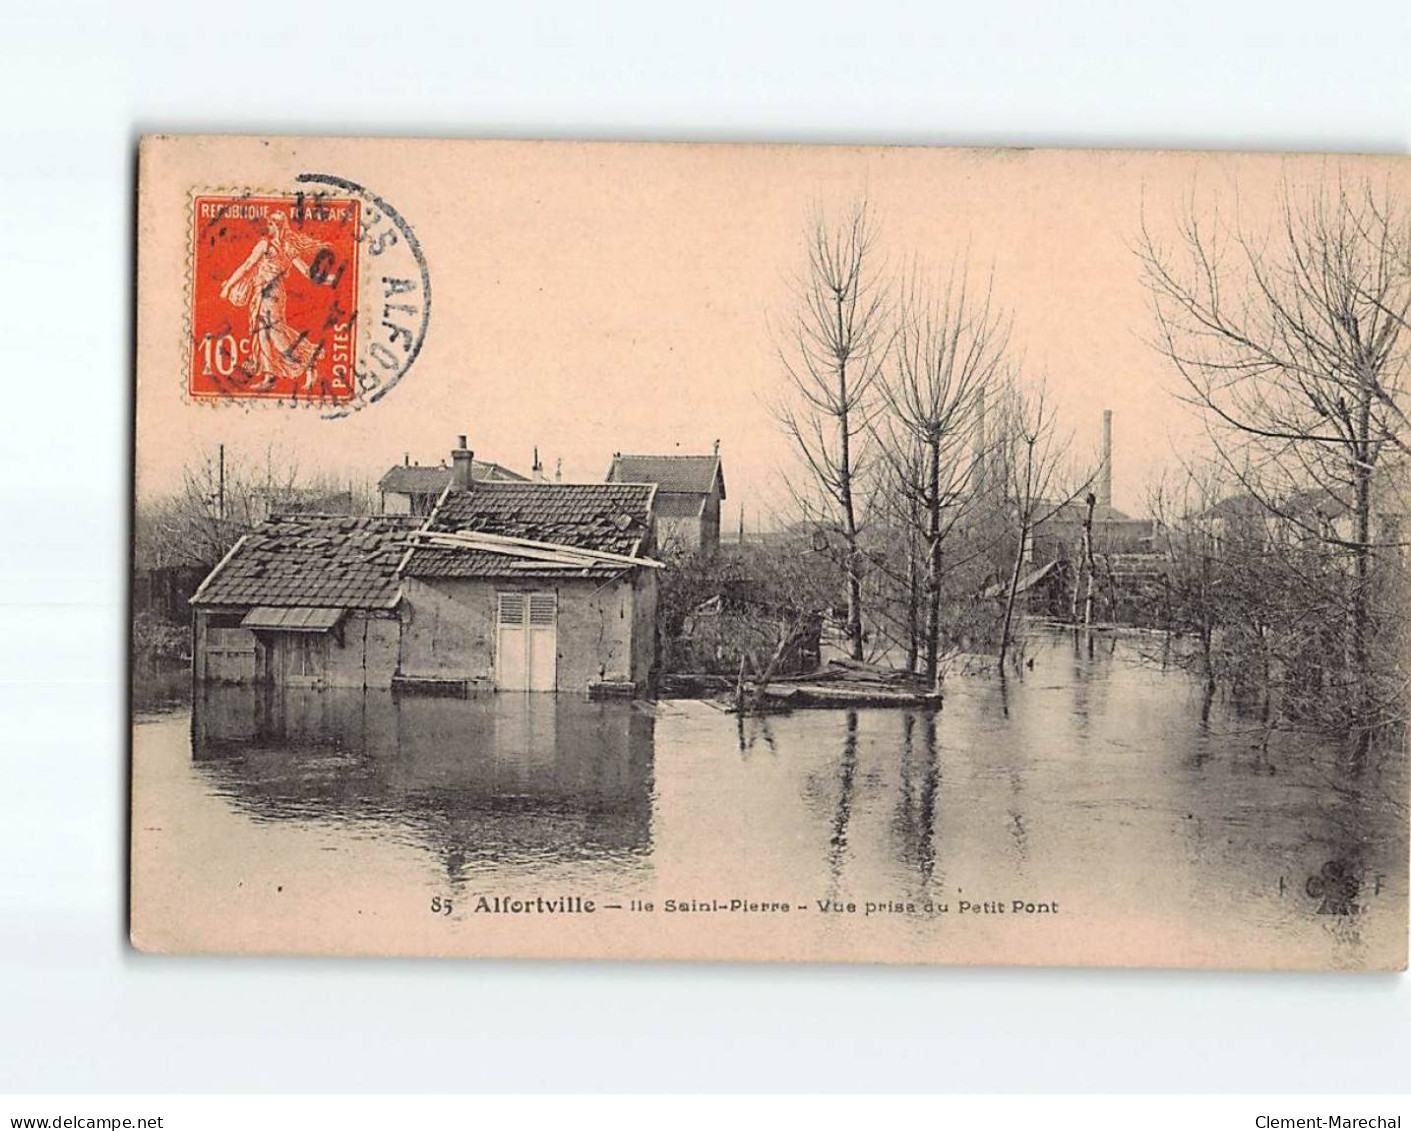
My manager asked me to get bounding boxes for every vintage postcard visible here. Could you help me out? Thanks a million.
[131,135,1410,968]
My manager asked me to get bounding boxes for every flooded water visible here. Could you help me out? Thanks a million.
[130,631,1408,969]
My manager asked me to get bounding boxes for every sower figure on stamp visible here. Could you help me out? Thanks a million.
[219,211,327,391]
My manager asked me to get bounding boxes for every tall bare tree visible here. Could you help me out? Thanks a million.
[994,377,1091,673]
[854,434,927,671]
[1138,177,1411,756]
[877,263,1010,686]
[775,199,890,661]
[1145,464,1239,693]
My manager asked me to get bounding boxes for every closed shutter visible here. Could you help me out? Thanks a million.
[498,592,525,625]
[528,593,557,626]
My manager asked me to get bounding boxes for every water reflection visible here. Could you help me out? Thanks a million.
[192,685,656,886]
[890,711,940,897]
[146,629,1408,967]
[827,711,858,851]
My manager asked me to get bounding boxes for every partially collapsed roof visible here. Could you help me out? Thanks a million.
[192,515,420,610]
[406,482,657,579]
[606,453,724,499]
[981,559,1063,600]
[192,480,661,608]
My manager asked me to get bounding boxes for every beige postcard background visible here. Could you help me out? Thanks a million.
[132,136,1410,969]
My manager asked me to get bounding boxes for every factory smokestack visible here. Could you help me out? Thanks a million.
[973,387,988,496]
[1099,409,1113,510]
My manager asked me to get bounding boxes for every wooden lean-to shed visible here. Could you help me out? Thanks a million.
[189,514,417,688]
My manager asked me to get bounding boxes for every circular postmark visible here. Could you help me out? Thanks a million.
[187,174,430,419]
[297,172,431,418]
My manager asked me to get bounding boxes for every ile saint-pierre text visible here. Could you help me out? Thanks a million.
[459,895,1059,917]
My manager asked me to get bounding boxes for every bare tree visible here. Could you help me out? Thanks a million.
[994,377,1091,673]
[1146,460,1363,743]
[1139,177,1411,757]
[134,443,362,569]
[1145,464,1237,692]
[867,432,927,672]
[876,263,1009,686]
[655,540,832,713]
[775,198,890,661]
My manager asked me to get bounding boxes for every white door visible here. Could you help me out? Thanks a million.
[496,591,558,692]
[527,592,558,692]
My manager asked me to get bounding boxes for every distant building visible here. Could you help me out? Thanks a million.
[988,410,1172,621]
[1016,407,1159,559]
[606,449,726,554]
[378,444,526,515]
[1030,499,1161,561]
[1195,467,1407,554]
[191,439,660,695]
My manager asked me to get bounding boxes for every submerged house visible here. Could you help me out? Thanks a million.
[191,440,661,695]
[189,514,416,686]
[606,448,725,554]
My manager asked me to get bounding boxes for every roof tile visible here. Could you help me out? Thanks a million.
[606,454,724,497]
[407,482,656,579]
[193,514,419,609]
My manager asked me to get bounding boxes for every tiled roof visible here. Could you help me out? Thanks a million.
[607,454,724,498]
[378,460,526,494]
[1040,500,1134,524]
[1284,478,1405,520]
[378,465,451,495]
[1194,493,1268,522]
[1195,467,1407,523]
[192,514,420,609]
[407,482,656,579]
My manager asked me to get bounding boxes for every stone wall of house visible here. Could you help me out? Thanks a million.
[555,577,636,688]
[195,572,657,693]
[702,492,721,552]
[193,608,400,689]
[400,574,647,692]
[332,612,401,689]
[397,578,497,683]
[631,568,658,688]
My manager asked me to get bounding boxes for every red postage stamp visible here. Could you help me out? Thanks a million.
[190,193,361,402]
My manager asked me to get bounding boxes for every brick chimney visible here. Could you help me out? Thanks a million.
[451,435,474,491]
[1099,409,1113,510]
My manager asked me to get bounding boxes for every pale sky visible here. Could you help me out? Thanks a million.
[136,139,1407,525]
